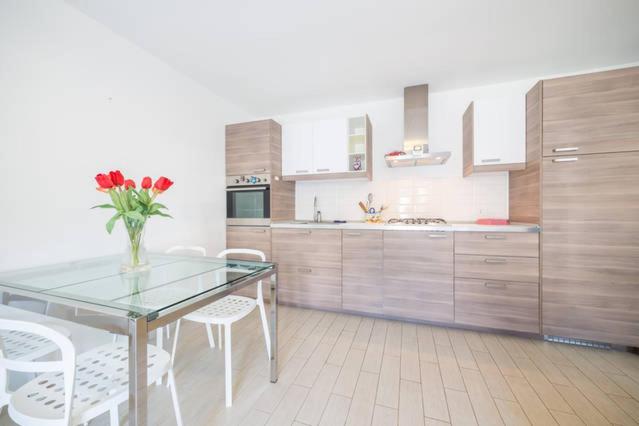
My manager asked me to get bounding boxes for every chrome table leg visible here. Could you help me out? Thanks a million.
[269,272,278,383]
[129,315,148,426]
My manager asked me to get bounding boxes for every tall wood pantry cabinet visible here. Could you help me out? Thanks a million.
[510,66,639,346]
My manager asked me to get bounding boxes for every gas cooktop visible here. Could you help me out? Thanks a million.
[386,217,447,225]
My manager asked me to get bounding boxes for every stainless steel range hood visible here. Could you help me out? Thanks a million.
[385,84,451,167]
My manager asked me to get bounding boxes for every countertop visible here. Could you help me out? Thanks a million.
[270,220,540,233]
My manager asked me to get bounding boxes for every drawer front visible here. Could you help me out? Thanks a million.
[277,264,341,310]
[455,278,539,334]
[384,276,453,323]
[342,230,383,314]
[226,226,272,261]
[455,232,538,257]
[455,254,539,283]
[272,228,342,269]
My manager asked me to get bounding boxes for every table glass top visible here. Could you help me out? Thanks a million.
[0,254,275,318]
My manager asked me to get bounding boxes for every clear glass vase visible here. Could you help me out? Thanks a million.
[121,227,150,273]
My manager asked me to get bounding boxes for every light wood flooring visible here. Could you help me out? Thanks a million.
[3,305,639,425]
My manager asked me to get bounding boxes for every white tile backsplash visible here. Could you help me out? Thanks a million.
[295,172,509,222]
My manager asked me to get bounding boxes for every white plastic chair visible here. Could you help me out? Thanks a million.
[170,249,270,407]
[0,319,183,426]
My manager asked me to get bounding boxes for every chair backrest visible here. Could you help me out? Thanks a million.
[217,249,267,301]
[0,319,76,426]
[165,245,207,257]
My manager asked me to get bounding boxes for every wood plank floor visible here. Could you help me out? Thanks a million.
[3,305,639,425]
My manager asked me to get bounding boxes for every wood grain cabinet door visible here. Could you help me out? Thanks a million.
[342,230,383,315]
[542,152,639,346]
[542,66,639,157]
[226,226,272,300]
[226,120,273,175]
[383,231,454,323]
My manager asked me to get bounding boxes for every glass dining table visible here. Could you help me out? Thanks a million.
[0,253,278,425]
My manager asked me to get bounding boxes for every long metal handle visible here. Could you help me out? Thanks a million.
[345,232,362,236]
[484,234,506,240]
[553,147,578,152]
[484,258,507,264]
[252,229,267,233]
[298,267,312,273]
[481,158,500,163]
[295,169,309,173]
[484,281,507,289]
[428,234,447,239]
[316,168,330,172]
[296,230,312,235]
[225,186,267,191]
[552,157,578,163]
[252,168,267,173]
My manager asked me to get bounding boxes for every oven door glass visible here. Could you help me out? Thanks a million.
[227,187,270,222]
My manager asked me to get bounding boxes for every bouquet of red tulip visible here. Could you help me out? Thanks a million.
[93,170,173,271]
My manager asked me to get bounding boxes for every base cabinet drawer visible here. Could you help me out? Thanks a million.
[455,278,539,333]
[277,264,341,310]
[455,232,538,257]
[272,228,342,268]
[226,226,272,260]
[455,254,539,283]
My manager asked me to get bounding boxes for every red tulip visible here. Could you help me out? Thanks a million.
[95,173,114,190]
[141,176,152,189]
[109,170,125,187]
[124,179,136,189]
[153,176,174,193]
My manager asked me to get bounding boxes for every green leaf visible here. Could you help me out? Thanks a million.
[123,210,146,222]
[151,202,168,210]
[91,204,116,209]
[106,213,121,234]
[109,190,122,210]
[153,211,173,219]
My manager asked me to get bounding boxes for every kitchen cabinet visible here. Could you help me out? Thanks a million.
[226,119,279,176]
[272,228,342,309]
[542,66,639,157]
[454,231,540,334]
[312,118,349,174]
[282,121,313,176]
[342,230,383,315]
[383,231,454,323]
[226,226,271,300]
[282,115,372,181]
[542,151,639,346]
[463,83,529,176]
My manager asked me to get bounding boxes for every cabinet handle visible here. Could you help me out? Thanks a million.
[295,169,309,173]
[316,168,330,172]
[484,234,506,240]
[484,258,507,264]
[345,232,361,236]
[481,158,500,163]
[252,168,267,173]
[298,267,312,273]
[552,157,578,163]
[296,230,312,235]
[428,234,447,239]
[252,229,267,233]
[553,147,578,152]
[484,281,507,289]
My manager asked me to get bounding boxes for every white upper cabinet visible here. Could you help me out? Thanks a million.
[312,118,348,174]
[282,121,314,175]
[282,115,372,180]
[473,93,525,167]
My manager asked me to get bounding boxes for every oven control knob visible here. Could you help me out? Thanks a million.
[234,178,240,184]
[255,177,261,183]
[250,176,257,184]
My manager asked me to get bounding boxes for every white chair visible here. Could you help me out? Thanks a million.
[0,319,183,426]
[170,249,270,407]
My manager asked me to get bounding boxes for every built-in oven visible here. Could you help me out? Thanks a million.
[226,174,270,226]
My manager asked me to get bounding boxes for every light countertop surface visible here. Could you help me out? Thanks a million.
[270,220,540,233]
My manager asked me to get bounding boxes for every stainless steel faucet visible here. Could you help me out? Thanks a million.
[313,196,322,223]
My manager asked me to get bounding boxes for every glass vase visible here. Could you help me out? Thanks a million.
[121,227,150,273]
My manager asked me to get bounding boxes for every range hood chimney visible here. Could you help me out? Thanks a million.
[385,84,451,167]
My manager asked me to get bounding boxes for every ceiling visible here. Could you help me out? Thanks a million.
[66,0,639,115]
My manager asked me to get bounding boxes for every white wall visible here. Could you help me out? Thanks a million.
[0,1,252,270]
[275,79,537,222]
